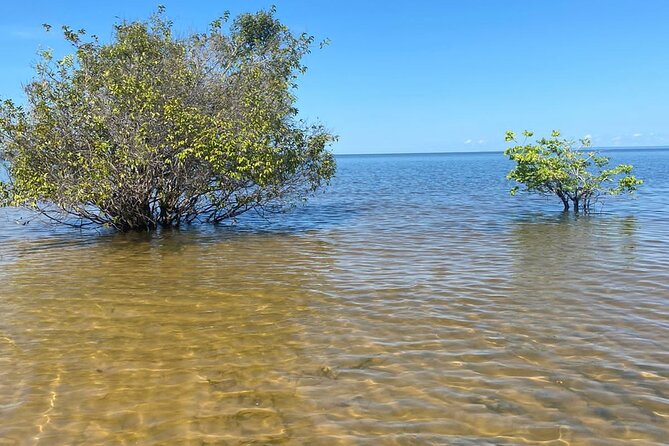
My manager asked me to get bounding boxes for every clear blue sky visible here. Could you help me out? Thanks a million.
[1,0,667,154]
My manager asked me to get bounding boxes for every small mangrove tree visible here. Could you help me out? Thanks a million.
[504,130,642,212]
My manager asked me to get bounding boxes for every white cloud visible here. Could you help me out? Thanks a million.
[633,133,643,137]
[0,25,47,40]
[464,139,472,144]
[477,139,486,144]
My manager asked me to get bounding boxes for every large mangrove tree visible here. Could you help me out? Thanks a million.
[0,7,335,230]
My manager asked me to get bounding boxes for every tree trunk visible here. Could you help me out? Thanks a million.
[159,200,168,226]
[557,192,569,210]
[582,193,591,212]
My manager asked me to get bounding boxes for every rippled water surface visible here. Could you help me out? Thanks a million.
[1,150,668,445]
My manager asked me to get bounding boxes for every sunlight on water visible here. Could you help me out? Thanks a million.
[1,150,668,445]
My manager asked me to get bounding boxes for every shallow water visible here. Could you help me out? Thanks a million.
[1,150,668,445]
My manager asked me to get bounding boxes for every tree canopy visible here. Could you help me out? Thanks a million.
[0,7,335,230]
[504,130,642,212]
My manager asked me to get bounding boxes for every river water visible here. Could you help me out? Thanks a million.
[1,150,668,445]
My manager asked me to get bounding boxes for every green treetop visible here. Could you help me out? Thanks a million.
[0,7,335,231]
[504,130,642,212]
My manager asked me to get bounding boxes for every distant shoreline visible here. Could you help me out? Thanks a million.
[334,145,669,157]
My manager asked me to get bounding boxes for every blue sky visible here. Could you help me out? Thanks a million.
[0,0,667,154]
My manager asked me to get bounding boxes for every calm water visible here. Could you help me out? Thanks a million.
[1,150,668,445]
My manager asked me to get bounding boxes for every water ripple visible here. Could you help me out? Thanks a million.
[1,150,668,444]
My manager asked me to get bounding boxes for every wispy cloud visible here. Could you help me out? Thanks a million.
[464,139,472,144]
[0,25,47,41]
[632,133,643,137]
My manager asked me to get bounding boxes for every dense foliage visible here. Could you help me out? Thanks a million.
[0,7,335,230]
[504,130,642,212]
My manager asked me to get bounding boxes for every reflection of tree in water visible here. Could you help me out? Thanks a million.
[0,230,340,443]
[505,214,669,444]
[508,213,638,290]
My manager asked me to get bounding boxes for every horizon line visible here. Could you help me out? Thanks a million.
[333,144,669,156]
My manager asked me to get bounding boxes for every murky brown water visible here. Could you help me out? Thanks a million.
[1,151,668,445]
